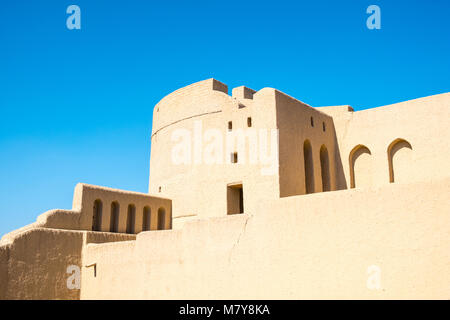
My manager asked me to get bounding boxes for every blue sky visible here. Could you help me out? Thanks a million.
[0,0,449,236]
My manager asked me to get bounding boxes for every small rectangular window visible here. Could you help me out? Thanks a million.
[231,152,238,163]
[247,117,252,127]
[227,184,244,215]
[228,121,232,131]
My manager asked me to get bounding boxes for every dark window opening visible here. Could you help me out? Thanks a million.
[110,202,120,232]
[322,122,326,132]
[310,117,314,127]
[228,121,232,131]
[247,117,252,127]
[227,184,244,215]
[126,204,136,234]
[231,152,238,163]
[92,199,102,231]
[142,206,151,231]
[304,140,315,194]
[157,208,166,230]
[320,145,330,192]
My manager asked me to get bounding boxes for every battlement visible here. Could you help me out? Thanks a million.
[151,79,330,138]
[73,183,172,233]
[315,105,354,118]
[0,183,172,299]
[1,183,172,243]
[232,86,256,100]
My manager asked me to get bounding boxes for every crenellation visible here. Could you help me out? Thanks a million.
[232,86,256,100]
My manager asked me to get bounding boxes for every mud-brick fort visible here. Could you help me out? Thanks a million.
[1,79,449,299]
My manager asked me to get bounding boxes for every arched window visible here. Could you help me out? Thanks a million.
[387,138,412,183]
[320,145,330,192]
[92,199,102,231]
[349,144,372,188]
[303,140,314,194]
[142,206,151,231]
[157,207,166,230]
[126,204,136,234]
[110,201,120,233]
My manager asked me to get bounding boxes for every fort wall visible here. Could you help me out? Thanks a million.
[275,90,338,197]
[80,178,450,299]
[0,245,8,298]
[149,83,281,221]
[322,93,450,189]
[1,79,449,299]
[151,78,228,135]
[0,184,170,299]
[1,228,84,299]
[74,184,172,233]
[149,80,450,223]
[0,228,136,299]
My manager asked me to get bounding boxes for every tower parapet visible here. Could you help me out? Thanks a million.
[152,78,229,136]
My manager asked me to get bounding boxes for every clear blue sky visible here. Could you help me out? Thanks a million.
[0,0,449,236]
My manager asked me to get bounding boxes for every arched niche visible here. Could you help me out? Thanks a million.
[387,138,412,183]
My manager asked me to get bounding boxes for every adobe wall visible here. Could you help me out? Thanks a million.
[1,79,448,299]
[275,90,340,197]
[80,178,450,299]
[149,79,449,223]
[151,78,228,135]
[0,183,171,236]
[149,80,281,220]
[319,93,450,188]
[0,182,166,299]
[0,228,84,299]
[0,245,8,299]
[0,227,135,300]
[75,183,172,233]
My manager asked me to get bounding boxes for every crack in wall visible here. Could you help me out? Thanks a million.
[151,110,222,137]
[228,214,252,263]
